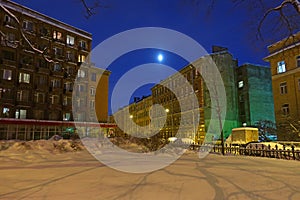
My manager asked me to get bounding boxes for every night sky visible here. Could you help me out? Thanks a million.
[11,0,277,113]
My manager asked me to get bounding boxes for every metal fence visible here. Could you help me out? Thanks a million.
[190,143,300,161]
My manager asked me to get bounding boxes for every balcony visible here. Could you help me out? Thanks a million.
[19,63,35,71]
[50,70,64,77]
[35,84,48,91]
[36,67,50,74]
[1,59,16,67]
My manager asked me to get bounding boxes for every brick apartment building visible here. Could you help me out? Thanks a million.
[0,0,110,123]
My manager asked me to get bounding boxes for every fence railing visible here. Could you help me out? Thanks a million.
[189,143,300,161]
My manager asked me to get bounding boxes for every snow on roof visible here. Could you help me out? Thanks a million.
[2,1,92,40]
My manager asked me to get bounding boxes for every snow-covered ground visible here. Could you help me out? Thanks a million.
[0,140,300,199]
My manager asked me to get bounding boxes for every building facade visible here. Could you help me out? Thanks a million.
[236,64,275,126]
[0,1,110,122]
[111,47,276,143]
[264,32,300,140]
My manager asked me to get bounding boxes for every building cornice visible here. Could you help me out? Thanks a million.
[264,42,300,61]
[272,66,300,80]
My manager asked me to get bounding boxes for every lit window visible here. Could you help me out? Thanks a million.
[2,69,12,80]
[78,54,86,63]
[19,73,30,83]
[282,104,289,115]
[277,61,286,74]
[77,69,86,78]
[63,113,71,121]
[280,82,287,94]
[15,109,27,119]
[53,30,63,40]
[297,56,300,68]
[66,35,75,46]
[3,107,9,117]
[238,80,244,88]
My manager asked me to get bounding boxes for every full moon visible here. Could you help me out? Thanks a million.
[157,54,164,62]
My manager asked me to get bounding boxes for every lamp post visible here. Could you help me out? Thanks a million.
[189,66,196,143]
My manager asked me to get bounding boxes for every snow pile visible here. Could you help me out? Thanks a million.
[0,139,85,154]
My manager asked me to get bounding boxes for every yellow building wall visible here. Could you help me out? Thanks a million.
[95,71,110,123]
[265,32,300,124]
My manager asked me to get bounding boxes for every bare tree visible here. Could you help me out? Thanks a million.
[79,0,109,18]
[183,0,300,44]
[0,3,56,63]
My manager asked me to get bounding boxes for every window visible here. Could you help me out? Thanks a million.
[22,20,34,32]
[34,92,45,104]
[282,104,289,115]
[50,95,60,104]
[21,55,33,65]
[6,33,15,42]
[0,88,12,99]
[77,69,86,78]
[39,27,49,37]
[280,82,287,94]
[66,51,75,61]
[78,54,86,63]
[38,59,47,68]
[2,107,10,117]
[90,87,96,96]
[2,69,12,80]
[37,75,47,85]
[90,100,95,109]
[238,80,244,88]
[53,47,63,56]
[15,109,27,119]
[53,63,61,71]
[66,35,75,46]
[91,73,97,81]
[63,113,71,121]
[63,96,72,106]
[50,79,61,88]
[277,61,286,74]
[53,30,63,40]
[4,15,14,26]
[19,73,30,83]
[77,84,85,92]
[64,82,73,92]
[17,90,29,102]
[2,50,15,60]
[79,40,87,49]
[66,66,74,75]
[297,56,300,68]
